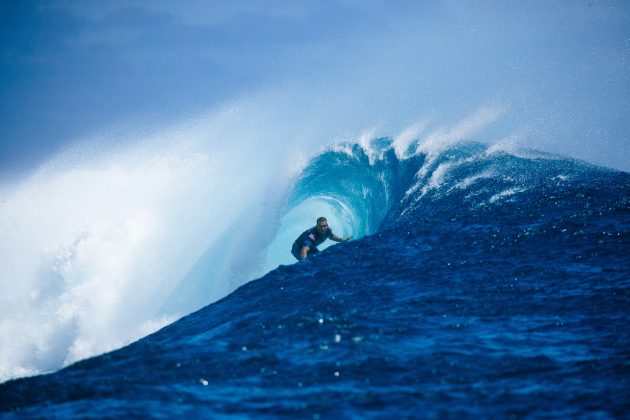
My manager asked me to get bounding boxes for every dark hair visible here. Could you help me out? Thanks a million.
[317,217,327,224]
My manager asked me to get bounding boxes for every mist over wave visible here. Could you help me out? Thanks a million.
[0,97,303,381]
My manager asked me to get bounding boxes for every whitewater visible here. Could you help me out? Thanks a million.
[0,96,303,380]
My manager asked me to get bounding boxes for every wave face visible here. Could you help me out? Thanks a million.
[1,140,628,417]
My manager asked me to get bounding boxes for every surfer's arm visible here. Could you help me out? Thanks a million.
[300,246,309,260]
[331,234,352,242]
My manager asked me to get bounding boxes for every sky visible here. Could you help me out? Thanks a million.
[0,0,629,176]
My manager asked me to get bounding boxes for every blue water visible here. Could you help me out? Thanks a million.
[1,141,629,418]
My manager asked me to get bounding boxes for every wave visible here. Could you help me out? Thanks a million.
[273,136,625,245]
[1,103,627,383]
[1,134,627,416]
[180,135,626,318]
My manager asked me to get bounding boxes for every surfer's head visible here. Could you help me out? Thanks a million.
[316,217,328,235]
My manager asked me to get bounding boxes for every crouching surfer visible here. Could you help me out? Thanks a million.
[291,217,352,261]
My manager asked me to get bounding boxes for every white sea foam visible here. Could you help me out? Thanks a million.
[419,161,457,197]
[358,127,382,165]
[489,188,525,203]
[452,170,496,190]
[0,98,307,382]
[415,106,504,180]
[329,142,357,158]
[393,121,428,159]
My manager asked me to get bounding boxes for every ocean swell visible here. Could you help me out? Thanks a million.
[1,103,625,384]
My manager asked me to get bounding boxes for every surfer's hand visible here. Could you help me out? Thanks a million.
[343,236,352,242]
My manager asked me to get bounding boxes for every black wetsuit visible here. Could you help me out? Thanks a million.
[291,226,334,260]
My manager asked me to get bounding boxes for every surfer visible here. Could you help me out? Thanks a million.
[291,217,352,261]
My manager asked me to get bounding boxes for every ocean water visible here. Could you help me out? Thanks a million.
[1,139,628,418]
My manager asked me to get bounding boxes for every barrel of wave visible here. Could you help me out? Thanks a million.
[261,195,361,272]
